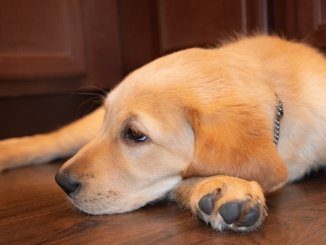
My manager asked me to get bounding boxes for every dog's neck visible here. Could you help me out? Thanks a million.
[273,95,284,145]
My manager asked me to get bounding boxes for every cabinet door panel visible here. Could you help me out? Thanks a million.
[118,0,268,74]
[0,0,122,96]
[0,0,85,80]
[158,0,267,53]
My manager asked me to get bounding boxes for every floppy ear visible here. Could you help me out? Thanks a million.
[183,106,288,192]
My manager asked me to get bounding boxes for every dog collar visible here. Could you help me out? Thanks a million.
[273,95,284,145]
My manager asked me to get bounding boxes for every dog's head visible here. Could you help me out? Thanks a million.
[55,48,287,214]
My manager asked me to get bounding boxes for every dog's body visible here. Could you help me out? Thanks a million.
[1,35,325,232]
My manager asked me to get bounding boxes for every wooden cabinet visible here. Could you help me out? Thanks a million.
[0,0,268,96]
[118,0,267,74]
[0,0,121,96]
[1,0,326,138]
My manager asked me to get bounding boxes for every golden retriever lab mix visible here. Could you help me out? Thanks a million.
[1,35,325,232]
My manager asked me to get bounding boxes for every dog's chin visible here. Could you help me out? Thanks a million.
[67,191,171,215]
[67,196,149,215]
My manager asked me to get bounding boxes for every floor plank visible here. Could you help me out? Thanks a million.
[0,163,325,244]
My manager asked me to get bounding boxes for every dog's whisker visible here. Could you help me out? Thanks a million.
[77,97,104,109]
[71,91,106,101]
[71,85,107,96]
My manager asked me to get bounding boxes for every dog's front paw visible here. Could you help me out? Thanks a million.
[190,176,266,232]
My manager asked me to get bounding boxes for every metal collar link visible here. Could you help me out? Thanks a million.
[273,97,284,145]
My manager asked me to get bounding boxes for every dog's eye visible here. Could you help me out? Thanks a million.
[123,127,148,143]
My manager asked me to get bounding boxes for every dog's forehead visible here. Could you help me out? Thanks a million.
[102,47,211,120]
[104,76,163,112]
[103,85,185,136]
[104,84,138,112]
[104,82,135,111]
[103,83,156,123]
[104,91,115,109]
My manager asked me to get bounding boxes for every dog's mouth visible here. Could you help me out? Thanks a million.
[64,187,173,215]
[55,165,183,215]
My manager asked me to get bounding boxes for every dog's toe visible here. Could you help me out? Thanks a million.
[219,202,242,224]
[198,193,216,215]
[198,188,221,215]
[237,204,260,227]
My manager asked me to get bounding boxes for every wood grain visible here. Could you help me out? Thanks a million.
[0,162,325,244]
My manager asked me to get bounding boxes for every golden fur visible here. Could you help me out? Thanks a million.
[1,35,325,232]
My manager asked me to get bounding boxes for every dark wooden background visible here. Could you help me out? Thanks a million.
[1,0,326,138]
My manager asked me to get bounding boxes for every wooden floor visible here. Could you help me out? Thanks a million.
[0,162,325,244]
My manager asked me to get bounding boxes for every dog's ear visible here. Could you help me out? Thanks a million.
[183,105,288,192]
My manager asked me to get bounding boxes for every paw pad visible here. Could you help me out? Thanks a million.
[237,205,260,227]
[198,188,221,215]
[218,201,261,228]
[219,202,242,224]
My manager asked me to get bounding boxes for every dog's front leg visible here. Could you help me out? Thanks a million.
[171,176,266,232]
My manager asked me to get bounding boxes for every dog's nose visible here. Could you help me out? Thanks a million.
[55,170,81,196]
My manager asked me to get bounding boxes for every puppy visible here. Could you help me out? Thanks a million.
[1,35,325,232]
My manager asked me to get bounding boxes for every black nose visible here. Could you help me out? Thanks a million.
[55,170,81,196]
